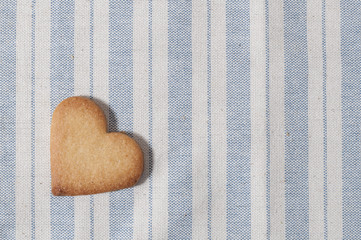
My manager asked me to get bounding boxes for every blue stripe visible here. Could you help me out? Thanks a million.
[207,0,212,239]
[50,0,75,239]
[167,0,193,239]
[148,0,153,239]
[265,0,271,238]
[108,1,134,239]
[340,1,361,238]
[321,0,329,238]
[90,196,94,240]
[283,0,309,238]
[89,0,94,100]
[89,0,94,239]
[31,0,36,239]
[225,0,251,239]
[0,0,16,238]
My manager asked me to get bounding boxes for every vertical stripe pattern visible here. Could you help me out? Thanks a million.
[73,0,91,238]
[0,1,16,239]
[207,0,212,239]
[226,1,251,239]
[321,0,329,237]
[168,1,193,239]
[265,0,271,237]
[283,0,309,238]
[34,0,51,238]
[148,0,154,239]
[89,1,95,238]
[192,0,208,238]
[206,0,212,238]
[50,0,75,239]
[151,0,169,238]
[341,1,361,239]
[210,1,227,238]
[307,0,327,239]
[269,0,286,238]
[15,0,32,238]
[250,0,267,238]
[326,0,343,238]
[132,1,150,240]
[1,0,361,239]
[108,1,134,239]
[30,0,36,238]
[92,0,110,237]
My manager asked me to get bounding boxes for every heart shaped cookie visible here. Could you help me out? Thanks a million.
[51,96,143,196]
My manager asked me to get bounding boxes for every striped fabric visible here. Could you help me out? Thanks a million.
[0,0,360,239]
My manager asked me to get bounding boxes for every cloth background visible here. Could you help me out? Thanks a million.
[0,0,359,239]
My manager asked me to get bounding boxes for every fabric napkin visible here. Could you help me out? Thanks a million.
[1,0,360,239]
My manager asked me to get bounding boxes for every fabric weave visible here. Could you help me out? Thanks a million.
[0,0,359,239]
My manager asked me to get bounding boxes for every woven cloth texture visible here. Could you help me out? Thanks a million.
[0,0,359,239]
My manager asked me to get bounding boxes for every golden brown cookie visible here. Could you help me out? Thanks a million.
[51,96,143,196]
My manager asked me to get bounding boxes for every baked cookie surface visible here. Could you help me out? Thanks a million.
[51,96,143,196]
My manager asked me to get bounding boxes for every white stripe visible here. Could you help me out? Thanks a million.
[192,0,208,238]
[250,0,267,238]
[325,0,343,239]
[210,1,227,238]
[307,1,325,239]
[74,196,90,240]
[15,0,32,238]
[34,0,51,238]
[74,0,91,239]
[132,1,150,239]
[152,0,168,238]
[92,0,110,238]
[269,0,286,238]
[74,0,90,96]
